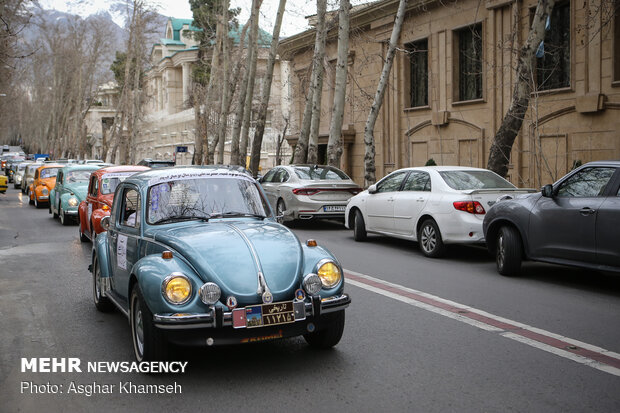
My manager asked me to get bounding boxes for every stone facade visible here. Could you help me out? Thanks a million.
[84,81,118,159]
[279,0,620,187]
[137,18,292,170]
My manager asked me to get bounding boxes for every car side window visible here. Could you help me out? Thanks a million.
[58,171,63,184]
[89,177,96,196]
[262,169,276,183]
[556,167,616,197]
[402,171,431,192]
[376,172,407,193]
[120,188,140,228]
[275,169,289,183]
[34,170,39,179]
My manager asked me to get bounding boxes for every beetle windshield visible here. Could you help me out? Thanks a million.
[65,170,92,183]
[100,172,138,194]
[439,170,515,190]
[147,176,270,224]
[40,168,59,179]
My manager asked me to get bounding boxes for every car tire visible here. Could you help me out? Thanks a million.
[48,203,52,214]
[304,310,345,349]
[418,219,446,258]
[496,226,522,276]
[60,207,69,225]
[93,257,113,312]
[130,284,169,362]
[353,210,367,242]
[34,196,41,208]
[277,199,295,226]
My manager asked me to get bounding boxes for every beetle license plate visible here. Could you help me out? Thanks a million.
[323,205,345,212]
[246,301,295,328]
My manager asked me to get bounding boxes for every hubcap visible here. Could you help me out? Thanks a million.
[93,262,101,303]
[421,225,436,252]
[277,202,284,215]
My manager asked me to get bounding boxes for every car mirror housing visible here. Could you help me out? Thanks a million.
[101,216,110,231]
[541,184,554,198]
[368,184,377,194]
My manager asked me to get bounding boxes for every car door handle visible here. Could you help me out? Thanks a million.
[387,197,394,202]
[416,197,425,202]
[579,207,596,216]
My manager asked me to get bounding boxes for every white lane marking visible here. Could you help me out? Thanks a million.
[345,269,620,377]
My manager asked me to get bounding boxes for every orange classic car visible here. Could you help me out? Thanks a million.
[78,165,149,242]
[30,164,63,208]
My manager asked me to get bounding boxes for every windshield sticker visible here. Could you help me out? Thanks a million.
[116,234,128,270]
[148,171,253,187]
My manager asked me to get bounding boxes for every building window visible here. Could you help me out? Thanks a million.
[456,23,483,101]
[407,39,428,107]
[536,1,570,90]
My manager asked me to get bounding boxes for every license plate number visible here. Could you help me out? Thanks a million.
[323,205,345,212]
[246,301,295,328]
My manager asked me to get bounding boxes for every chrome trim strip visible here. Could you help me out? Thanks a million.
[224,223,271,296]
[320,293,351,314]
[153,312,215,324]
[106,293,129,318]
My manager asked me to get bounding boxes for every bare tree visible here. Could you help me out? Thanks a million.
[249,0,286,177]
[487,0,557,178]
[230,0,262,166]
[306,0,328,164]
[327,0,350,168]
[363,0,408,186]
[292,0,327,164]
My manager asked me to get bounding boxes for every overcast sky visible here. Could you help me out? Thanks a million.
[43,0,371,37]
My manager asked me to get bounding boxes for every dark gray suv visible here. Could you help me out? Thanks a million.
[483,161,620,275]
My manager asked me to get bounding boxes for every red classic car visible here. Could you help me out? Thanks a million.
[78,165,149,242]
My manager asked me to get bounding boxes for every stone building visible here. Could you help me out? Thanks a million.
[279,0,620,187]
[84,81,118,159]
[137,17,292,169]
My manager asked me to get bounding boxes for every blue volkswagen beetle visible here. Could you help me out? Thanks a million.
[50,164,102,225]
[92,166,351,361]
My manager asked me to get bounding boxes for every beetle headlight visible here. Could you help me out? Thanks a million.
[316,260,342,288]
[162,273,192,305]
[41,187,48,195]
[199,282,221,305]
[68,197,78,207]
[303,273,322,295]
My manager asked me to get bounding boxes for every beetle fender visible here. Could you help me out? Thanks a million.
[93,232,111,279]
[131,255,208,315]
[91,208,111,234]
[78,201,88,232]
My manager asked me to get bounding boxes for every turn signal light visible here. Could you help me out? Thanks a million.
[453,201,485,214]
[102,205,110,211]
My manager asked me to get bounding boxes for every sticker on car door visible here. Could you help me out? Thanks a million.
[117,234,128,270]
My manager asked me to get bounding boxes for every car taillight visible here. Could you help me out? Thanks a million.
[292,188,320,196]
[453,201,486,214]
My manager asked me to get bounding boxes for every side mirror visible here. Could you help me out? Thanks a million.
[541,184,554,198]
[368,184,377,194]
[101,216,110,231]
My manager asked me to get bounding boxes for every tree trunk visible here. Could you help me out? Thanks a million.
[238,0,262,167]
[487,0,556,178]
[230,0,262,166]
[327,0,350,168]
[291,80,313,163]
[306,0,328,164]
[249,0,286,177]
[363,0,408,187]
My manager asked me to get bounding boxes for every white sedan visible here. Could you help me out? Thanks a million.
[344,166,534,257]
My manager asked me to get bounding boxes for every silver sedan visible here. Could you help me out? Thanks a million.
[259,165,361,223]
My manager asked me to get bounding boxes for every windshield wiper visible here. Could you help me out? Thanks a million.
[210,211,266,220]
[153,215,210,225]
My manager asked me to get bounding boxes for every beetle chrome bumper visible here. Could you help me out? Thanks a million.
[153,293,351,329]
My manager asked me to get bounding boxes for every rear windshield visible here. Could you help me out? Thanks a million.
[100,172,138,194]
[439,170,515,190]
[293,166,349,180]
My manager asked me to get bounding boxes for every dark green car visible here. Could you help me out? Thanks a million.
[50,164,102,225]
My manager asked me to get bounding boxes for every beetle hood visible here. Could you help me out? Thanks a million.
[63,182,89,200]
[151,221,304,305]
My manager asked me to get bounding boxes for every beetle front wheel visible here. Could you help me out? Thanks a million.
[304,310,345,349]
[130,284,169,362]
[93,257,113,312]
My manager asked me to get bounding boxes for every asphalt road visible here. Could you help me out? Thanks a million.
[1,185,619,412]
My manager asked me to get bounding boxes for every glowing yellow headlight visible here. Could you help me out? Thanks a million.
[163,275,192,304]
[68,197,78,206]
[317,261,341,288]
